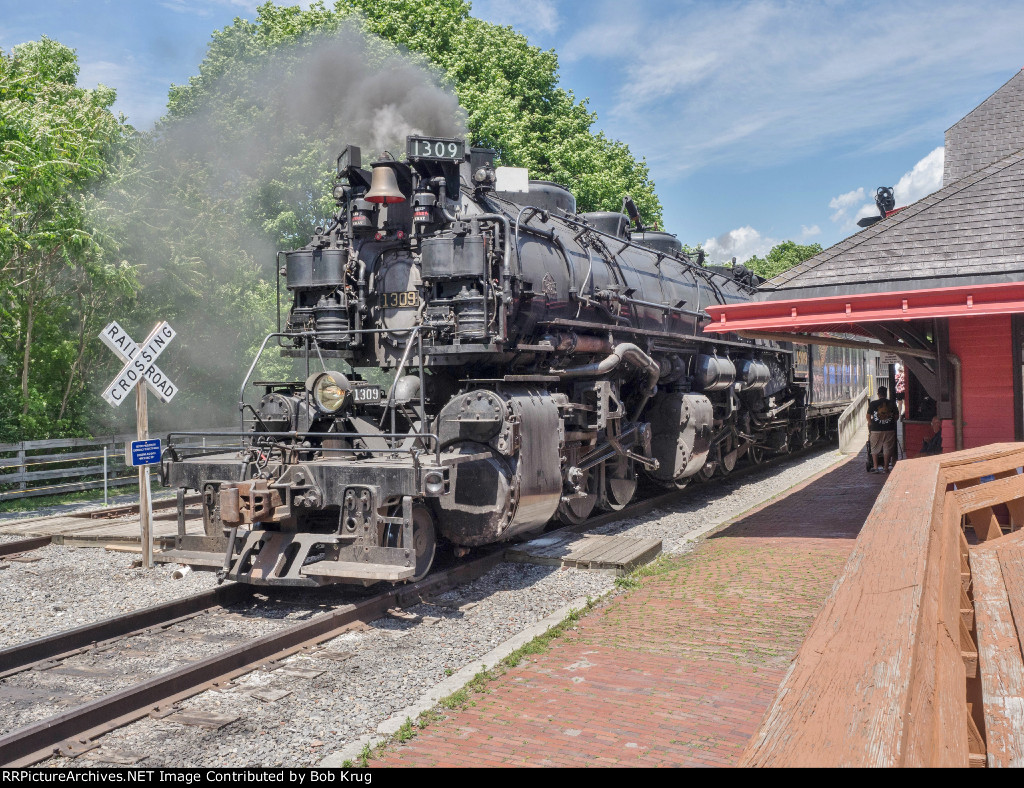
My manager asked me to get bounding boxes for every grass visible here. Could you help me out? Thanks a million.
[614,553,682,591]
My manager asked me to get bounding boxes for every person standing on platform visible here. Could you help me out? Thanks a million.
[867,386,898,473]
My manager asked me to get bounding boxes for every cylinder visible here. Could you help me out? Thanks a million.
[580,212,630,237]
[693,354,736,392]
[633,231,683,257]
[286,249,346,289]
[736,359,771,391]
[421,235,486,279]
[497,180,576,214]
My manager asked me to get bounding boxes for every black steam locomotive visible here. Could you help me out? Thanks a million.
[160,136,858,586]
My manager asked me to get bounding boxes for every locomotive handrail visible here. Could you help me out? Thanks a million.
[240,326,432,442]
[164,429,442,464]
[239,332,299,429]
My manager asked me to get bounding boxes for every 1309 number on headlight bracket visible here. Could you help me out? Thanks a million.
[351,386,383,403]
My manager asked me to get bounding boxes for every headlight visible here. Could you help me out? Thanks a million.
[309,371,349,414]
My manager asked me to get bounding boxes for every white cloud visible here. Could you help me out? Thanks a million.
[830,146,946,233]
[472,0,560,36]
[853,202,880,225]
[829,188,865,223]
[801,225,821,239]
[893,146,944,205]
[565,1,1024,174]
[702,226,778,265]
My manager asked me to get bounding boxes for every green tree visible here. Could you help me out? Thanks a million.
[0,38,136,441]
[744,241,823,280]
[167,0,663,230]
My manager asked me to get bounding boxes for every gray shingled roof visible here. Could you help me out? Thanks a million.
[760,148,1024,301]
[945,70,1024,184]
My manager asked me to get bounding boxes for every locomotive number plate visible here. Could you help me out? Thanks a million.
[407,136,465,162]
[381,290,419,308]
[352,386,382,403]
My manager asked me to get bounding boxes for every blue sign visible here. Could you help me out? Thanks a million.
[126,439,162,467]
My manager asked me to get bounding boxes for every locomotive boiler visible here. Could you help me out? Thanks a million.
[160,136,854,586]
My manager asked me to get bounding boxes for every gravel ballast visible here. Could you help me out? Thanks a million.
[0,447,849,767]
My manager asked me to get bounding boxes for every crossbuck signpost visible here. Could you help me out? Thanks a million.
[100,321,178,568]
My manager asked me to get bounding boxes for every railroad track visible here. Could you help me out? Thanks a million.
[0,536,51,559]
[0,443,833,766]
[0,551,506,766]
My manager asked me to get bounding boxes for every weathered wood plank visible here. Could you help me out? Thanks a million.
[998,547,1024,651]
[966,507,1006,542]
[0,476,135,502]
[566,536,617,563]
[903,473,969,767]
[942,450,1024,486]
[1006,499,1024,531]
[972,527,1024,553]
[954,475,1024,514]
[970,548,1024,767]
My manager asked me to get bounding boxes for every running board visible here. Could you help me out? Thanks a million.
[300,560,415,582]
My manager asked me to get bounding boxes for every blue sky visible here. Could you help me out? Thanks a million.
[3,0,1024,262]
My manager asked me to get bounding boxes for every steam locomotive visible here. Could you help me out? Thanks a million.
[160,136,862,586]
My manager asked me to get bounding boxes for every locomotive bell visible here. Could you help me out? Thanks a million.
[365,163,405,204]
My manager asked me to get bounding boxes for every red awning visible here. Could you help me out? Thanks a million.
[704,280,1024,334]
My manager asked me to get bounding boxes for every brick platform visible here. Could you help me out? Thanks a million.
[373,453,885,767]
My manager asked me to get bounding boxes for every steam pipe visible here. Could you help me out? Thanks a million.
[543,332,614,355]
[470,212,511,341]
[948,353,964,451]
[353,258,367,348]
[275,252,283,334]
[555,342,660,420]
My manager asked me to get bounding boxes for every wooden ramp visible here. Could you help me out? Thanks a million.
[506,533,661,575]
[0,503,205,546]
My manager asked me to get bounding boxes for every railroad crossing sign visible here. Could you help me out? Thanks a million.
[99,320,179,571]
[100,321,178,406]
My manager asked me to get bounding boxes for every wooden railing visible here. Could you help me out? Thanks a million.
[740,443,1024,768]
[0,435,137,501]
[837,387,869,454]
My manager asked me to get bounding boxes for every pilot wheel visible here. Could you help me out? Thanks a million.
[409,504,437,582]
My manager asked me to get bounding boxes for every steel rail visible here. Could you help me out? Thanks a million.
[0,549,505,767]
[0,536,51,558]
[0,583,252,679]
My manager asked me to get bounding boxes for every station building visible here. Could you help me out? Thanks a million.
[706,69,1024,458]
